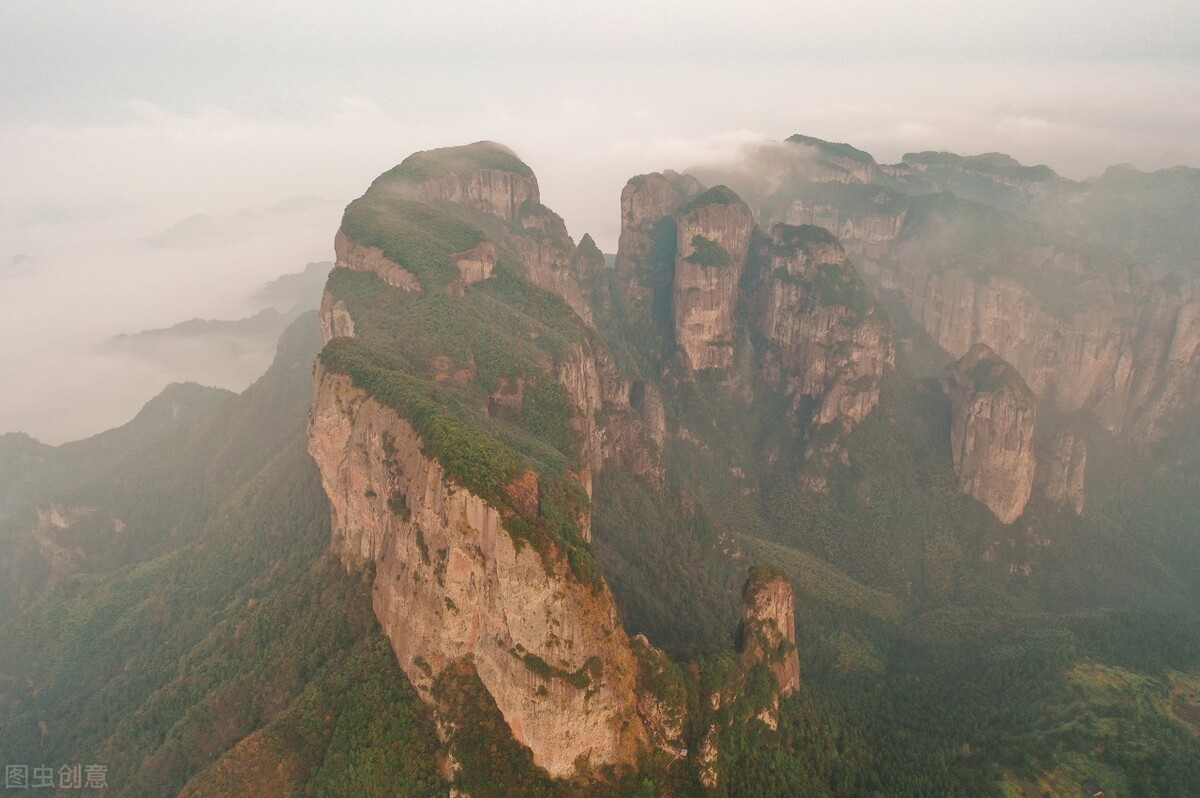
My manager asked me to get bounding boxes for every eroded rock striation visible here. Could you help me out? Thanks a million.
[941,344,1038,524]
[333,228,421,292]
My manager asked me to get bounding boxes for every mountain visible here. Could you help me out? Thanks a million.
[693,137,1200,450]
[307,140,1200,793]
[102,262,333,395]
[3,137,1200,796]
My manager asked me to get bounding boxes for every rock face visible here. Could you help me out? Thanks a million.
[374,141,596,323]
[32,504,94,582]
[573,233,611,319]
[308,366,649,777]
[451,240,497,285]
[738,566,800,696]
[751,224,893,430]
[1039,426,1087,514]
[317,292,355,342]
[308,144,681,780]
[672,188,754,372]
[941,345,1038,524]
[694,134,1200,447]
[615,172,702,313]
[408,152,539,224]
[608,175,892,477]
[333,228,420,292]
[507,201,595,325]
[881,258,1200,444]
[613,172,702,356]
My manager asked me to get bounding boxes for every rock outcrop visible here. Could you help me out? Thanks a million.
[751,223,893,431]
[1038,426,1087,514]
[694,134,1200,448]
[613,172,702,355]
[309,144,679,780]
[693,566,802,792]
[880,256,1200,444]
[507,201,595,325]
[672,187,754,372]
[572,232,612,321]
[333,228,420,292]
[941,345,1038,524]
[404,143,539,224]
[737,566,800,696]
[317,292,355,341]
[608,175,892,477]
[451,240,497,285]
[308,367,650,777]
[370,141,597,323]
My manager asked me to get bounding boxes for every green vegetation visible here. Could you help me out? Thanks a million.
[739,536,903,623]
[681,184,743,213]
[321,337,526,500]
[593,283,1200,794]
[684,235,732,268]
[786,133,876,165]
[277,636,443,798]
[0,325,450,796]
[326,196,606,585]
[9,140,1200,798]
[631,636,688,713]
[965,353,1034,398]
[372,141,534,188]
[807,263,871,316]
[591,470,742,658]
[341,195,486,290]
[769,222,839,251]
[431,662,683,798]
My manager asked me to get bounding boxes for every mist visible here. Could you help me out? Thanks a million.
[2,1,1198,443]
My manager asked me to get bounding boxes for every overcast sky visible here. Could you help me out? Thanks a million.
[2,0,1199,443]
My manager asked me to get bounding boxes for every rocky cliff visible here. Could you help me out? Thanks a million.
[738,566,800,696]
[694,134,1200,449]
[672,187,754,372]
[309,143,679,780]
[333,228,421,291]
[308,367,650,776]
[750,223,893,432]
[615,171,702,324]
[879,233,1200,444]
[605,174,894,493]
[401,145,540,224]
[941,345,1038,524]
[694,567,801,791]
[1038,426,1087,514]
[364,141,596,323]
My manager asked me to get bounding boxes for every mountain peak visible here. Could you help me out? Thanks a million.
[361,141,539,226]
[786,133,877,166]
[371,141,534,190]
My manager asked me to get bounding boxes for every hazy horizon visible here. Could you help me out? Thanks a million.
[3,0,1199,443]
